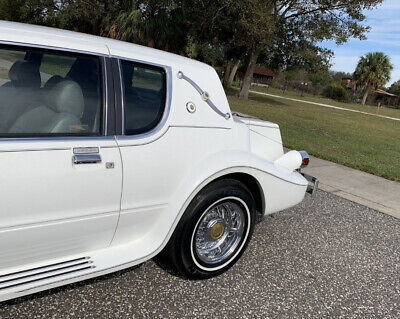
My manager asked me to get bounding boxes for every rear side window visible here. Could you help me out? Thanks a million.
[0,45,102,136]
[120,60,166,135]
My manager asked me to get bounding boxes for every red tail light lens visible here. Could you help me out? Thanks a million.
[299,151,310,168]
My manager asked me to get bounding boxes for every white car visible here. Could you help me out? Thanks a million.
[0,21,318,302]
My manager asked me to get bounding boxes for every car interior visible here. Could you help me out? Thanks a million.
[0,49,101,135]
[121,61,166,135]
[0,47,167,137]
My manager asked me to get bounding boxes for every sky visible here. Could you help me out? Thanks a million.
[321,0,400,86]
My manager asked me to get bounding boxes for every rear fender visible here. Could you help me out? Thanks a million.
[157,150,308,250]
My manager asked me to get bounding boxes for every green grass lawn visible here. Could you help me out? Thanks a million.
[227,88,400,181]
[249,86,400,119]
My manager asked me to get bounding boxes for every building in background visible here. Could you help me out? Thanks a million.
[238,65,276,86]
[341,76,355,90]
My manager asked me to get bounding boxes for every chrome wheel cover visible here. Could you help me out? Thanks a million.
[193,200,246,265]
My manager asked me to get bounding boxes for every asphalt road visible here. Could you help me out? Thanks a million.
[1,191,399,318]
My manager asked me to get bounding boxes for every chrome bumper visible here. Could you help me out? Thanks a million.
[301,172,319,196]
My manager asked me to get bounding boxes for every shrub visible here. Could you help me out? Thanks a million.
[322,83,350,102]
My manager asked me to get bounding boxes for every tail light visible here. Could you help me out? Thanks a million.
[299,151,310,168]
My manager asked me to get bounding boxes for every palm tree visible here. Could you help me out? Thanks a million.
[108,1,187,54]
[353,52,393,105]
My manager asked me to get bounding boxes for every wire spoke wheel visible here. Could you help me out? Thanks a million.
[193,199,246,265]
[160,179,255,278]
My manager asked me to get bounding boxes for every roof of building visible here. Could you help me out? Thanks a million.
[253,66,275,77]
[374,89,398,97]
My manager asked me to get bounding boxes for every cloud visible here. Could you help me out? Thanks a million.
[331,54,400,85]
[330,55,358,75]
[390,69,400,84]
[376,0,400,10]
[322,0,400,85]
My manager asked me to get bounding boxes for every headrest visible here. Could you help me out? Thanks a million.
[43,75,64,91]
[8,60,41,88]
[47,80,84,118]
[67,57,99,87]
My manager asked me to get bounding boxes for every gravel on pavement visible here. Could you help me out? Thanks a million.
[1,191,399,319]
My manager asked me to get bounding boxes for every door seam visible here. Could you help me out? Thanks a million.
[108,135,124,246]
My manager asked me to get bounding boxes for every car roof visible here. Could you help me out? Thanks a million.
[0,20,211,70]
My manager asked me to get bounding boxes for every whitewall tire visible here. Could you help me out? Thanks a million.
[159,178,256,279]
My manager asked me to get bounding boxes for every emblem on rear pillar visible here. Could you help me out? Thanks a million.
[186,102,196,113]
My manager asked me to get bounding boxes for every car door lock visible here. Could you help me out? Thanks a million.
[105,162,115,169]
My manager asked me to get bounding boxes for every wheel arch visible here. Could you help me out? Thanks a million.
[213,172,265,217]
[154,149,306,261]
[157,166,267,257]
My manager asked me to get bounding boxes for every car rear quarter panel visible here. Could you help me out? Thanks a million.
[112,123,307,259]
[110,46,307,255]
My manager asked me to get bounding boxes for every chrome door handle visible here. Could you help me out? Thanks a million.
[73,154,102,164]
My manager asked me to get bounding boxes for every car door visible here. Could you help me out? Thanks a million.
[107,57,177,248]
[0,44,122,270]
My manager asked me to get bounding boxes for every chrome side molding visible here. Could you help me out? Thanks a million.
[177,71,231,120]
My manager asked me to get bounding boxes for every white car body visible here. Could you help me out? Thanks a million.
[0,21,314,302]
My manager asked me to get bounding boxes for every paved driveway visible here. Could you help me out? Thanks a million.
[1,191,399,318]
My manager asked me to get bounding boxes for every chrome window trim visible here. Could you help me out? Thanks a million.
[0,40,173,142]
[0,136,116,143]
[115,56,172,141]
[102,56,108,136]
[117,59,125,134]
[0,40,108,57]
[0,41,109,140]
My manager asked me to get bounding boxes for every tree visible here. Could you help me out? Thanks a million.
[222,46,247,88]
[185,40,225,72]
[183,0,248,88]
[327,71,353,84]
[389,80,400,108]
[226,59,241,88]
[389,80,400,96]
[0,0,57,26]
[0,0,129,37]
[109,0,188,53]
[235,0,384,99]
[0,0,386,101]
[309,70,328,95]
[56,0,114,36]
[353,52,393,105]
